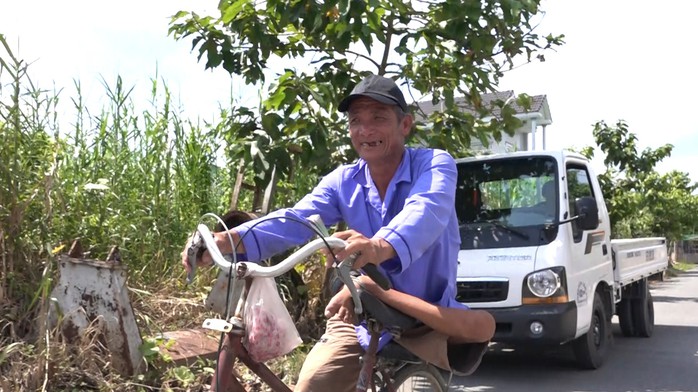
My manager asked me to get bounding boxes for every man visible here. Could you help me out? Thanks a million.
[537,180,556,212]
[182,74,495,391]
[519,180,556,222]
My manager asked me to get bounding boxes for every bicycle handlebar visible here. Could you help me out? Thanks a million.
[186,220,392,315]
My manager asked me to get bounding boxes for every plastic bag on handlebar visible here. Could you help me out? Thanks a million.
[243,277,302,362]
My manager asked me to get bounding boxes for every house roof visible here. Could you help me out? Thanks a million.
[414,91,552,124]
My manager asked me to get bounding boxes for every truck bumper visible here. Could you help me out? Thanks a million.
[486,302,578,344]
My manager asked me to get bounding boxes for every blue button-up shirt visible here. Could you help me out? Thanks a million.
[236,147,465,310]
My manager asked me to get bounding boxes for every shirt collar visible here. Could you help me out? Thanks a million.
[351,148,413,188]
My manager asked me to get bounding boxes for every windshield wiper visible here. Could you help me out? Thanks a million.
[483,219,530,240]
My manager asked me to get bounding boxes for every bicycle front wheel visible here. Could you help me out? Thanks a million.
[391,363,446,392]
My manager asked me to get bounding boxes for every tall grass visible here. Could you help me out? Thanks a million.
[0,33,326,389]
[52,74,226,281]
[0,35,247,389]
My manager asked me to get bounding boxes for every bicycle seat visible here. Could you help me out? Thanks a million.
[357,288,426,363]
[327,269,420,332]
[358,288,422,333]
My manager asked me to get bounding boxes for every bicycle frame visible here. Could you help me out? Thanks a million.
[210,299,408,392]
[207,277,394,392]
[213,323,292,392]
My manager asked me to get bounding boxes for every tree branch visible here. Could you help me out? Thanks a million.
[378,19,394,75]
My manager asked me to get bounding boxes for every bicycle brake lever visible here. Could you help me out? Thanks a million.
[337,255,363,316]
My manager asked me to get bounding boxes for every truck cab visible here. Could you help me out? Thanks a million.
[454,150,667,369]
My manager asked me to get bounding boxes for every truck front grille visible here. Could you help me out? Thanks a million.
[456,280,509,303]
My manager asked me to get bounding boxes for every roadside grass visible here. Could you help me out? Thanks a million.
[132,279,316,391]
[0,274,319,391]
[667,260,696,277]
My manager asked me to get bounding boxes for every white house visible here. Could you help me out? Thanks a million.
[416,90,553,153]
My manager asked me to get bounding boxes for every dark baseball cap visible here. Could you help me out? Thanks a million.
[338,74,408,112]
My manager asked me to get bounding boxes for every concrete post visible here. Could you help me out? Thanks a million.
[50,242,144,375]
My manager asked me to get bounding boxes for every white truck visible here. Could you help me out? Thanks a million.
[453,150,668,369]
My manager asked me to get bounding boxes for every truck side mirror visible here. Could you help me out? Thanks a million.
[575,196,599,231]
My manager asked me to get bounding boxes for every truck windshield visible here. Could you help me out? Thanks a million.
[455,156,559,249]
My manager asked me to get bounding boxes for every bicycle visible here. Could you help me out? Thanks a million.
[185,214,451,391]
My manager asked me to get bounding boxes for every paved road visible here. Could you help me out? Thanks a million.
[450,267,698,392]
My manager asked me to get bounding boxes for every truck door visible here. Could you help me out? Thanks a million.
[565,164,611,331]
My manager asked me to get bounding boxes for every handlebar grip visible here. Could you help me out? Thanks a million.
[362,263,392,290]
[186,246,198,284]
[186,232,205,284]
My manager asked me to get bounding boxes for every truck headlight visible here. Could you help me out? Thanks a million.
[527,269,561,298]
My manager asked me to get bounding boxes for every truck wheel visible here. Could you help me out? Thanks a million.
[631,281,654,338]
[617,299,636,337]
[573,295,611,369]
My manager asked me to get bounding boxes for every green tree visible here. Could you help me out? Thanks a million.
[581,120,698,246]
[169,0,564,208]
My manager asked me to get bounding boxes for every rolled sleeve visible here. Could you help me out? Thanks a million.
[374,227,410,273]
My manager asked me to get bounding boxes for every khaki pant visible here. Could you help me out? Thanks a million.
[295,316,362,392]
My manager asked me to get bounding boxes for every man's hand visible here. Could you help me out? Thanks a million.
[324,275,390,324]
[324,284,357,324]
[331,229,396,270]
[181,236,211,275]
[181,228,244,276]
[180,231,230,274]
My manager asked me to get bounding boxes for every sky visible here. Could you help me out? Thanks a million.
[1,0,696,183]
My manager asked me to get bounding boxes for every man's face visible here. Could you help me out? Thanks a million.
[347,97,412,164]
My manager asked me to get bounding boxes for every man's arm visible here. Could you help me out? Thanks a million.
[326,276,495,344]
[361,276,495,344]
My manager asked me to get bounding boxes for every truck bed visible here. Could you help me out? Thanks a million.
[611,237,668,287]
